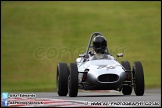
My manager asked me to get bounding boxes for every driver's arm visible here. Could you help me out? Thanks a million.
[88,50,95,57]
[83,50,95,62]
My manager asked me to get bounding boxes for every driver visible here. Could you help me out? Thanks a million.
[88,35,109,60]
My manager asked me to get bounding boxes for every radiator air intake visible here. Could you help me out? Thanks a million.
[98,74,119,82]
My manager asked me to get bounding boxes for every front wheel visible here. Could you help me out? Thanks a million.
[68,63,78,97]
[57,63,69,96]
[133,61,145,96]
[121,61,132,95]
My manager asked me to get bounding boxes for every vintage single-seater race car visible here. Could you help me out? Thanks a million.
[56,32,145,97]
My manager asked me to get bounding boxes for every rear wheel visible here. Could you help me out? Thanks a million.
[133,61,144,96]
[57,63,69,96]
[121,61,132,95]
[68,63,78,97]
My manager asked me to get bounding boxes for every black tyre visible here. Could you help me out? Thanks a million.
[68,63,78,97]
[121,61,132,95]
[57,63,69,96]
[133,61,144,96]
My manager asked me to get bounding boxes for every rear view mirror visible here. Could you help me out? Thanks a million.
[76,58,81,63]
[79,54,84,57]
[117,53,123,58]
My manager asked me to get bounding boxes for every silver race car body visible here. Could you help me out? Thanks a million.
[77,58,126,90]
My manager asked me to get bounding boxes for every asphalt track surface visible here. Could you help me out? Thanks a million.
[17,88,160,107]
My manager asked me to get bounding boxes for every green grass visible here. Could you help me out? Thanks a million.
[1,1,161,92]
